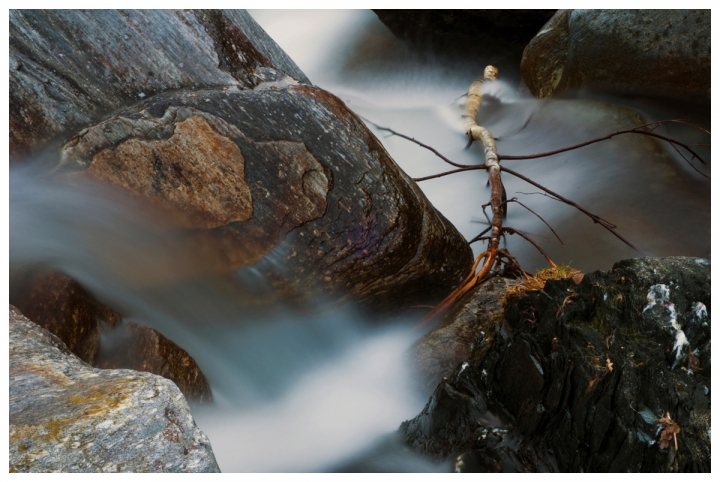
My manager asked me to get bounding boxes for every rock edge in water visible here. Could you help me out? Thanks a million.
[402,257,711,472]
[9,305,220,473]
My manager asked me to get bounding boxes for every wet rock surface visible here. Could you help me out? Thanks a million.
[401,257,711,472]
[57,85,473,311]
[15,272,122,364]
[13,271,212,403]
[410,276,515,395]
[521,10,711,101]
[95,322,213,404]
[9,306,220,473]
[9,9,309,160]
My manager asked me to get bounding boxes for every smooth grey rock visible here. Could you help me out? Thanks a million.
[521,10,710,101]
[9,305,220,473]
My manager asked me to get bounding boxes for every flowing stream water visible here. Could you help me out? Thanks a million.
[9,10,710,472]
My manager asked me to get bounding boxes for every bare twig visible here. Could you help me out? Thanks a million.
[668,142,710,179]
[497,121,709,174]
[502,226,557,267]
[508,198,564,245]
[501,166,641,252]
[361,117,476,169]
[413,165,486,182]
[468,226,492,244]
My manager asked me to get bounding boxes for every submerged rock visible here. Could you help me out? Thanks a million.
[402,257,711,472]
[95,322,213,404]
[16,272,122,364]
[9,305,220,473]
[14,271,212,403]
[9,9,309,160]
[521,10,711,101]
[57,85,473,311]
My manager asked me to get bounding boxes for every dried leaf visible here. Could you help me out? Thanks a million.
[688,351,701,371]
[606,358,614,372]
[658,412,673,426]
[659,422,681,450]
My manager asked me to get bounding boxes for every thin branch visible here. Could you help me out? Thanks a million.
[498,121,708,167]
[668,142,710,179]
[469,226,492,244]
[469,236,491,245]
[495,112,535,141]
[501,166,642,253]
[502,227,557,267]
[413,165,486,182]
[508,198,564,245]
[516,191,561,202]
[644,118,711,136]
[361,116,476,169]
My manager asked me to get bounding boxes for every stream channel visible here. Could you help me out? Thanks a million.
[8,10,710,472]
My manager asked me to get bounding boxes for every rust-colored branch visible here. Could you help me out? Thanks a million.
[419,66,502,326]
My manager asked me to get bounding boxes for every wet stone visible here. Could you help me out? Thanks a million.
[9,305,220,473]
[401,257,710,472]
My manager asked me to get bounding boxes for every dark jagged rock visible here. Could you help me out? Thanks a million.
[521,10,711,101]
[95,322,213,404]
[14,271,213,403]
[401,257,711,472]
[9,305,220,473]
[409,276,515,395]
[57,85,473,311]
[9,9,309,160]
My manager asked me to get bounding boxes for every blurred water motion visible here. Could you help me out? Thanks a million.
[8,10,709,473]
[251,9,710,273]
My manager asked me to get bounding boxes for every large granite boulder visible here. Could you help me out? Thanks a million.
[520,10,711,101]
[14,271,213,403]
[9,305,220,473]
[9,9,309,160]
[401,257,711,472]
[56,84,473,310]
[11,9,473,311]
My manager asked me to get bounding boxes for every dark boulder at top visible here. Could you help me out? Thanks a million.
[56,83,473,311]
[14,271,213,403]
[9,9,309,161]
[373,10,555,66]
[520,10,711,101]
[401,257,711,472]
